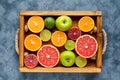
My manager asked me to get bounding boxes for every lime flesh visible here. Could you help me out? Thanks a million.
[64,40,75,50]
[40,29,51,41]
[75,56,87,68]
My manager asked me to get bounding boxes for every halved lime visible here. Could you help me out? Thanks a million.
[64,40,75,50]
[40,29,51,42]
[75,56,87,68]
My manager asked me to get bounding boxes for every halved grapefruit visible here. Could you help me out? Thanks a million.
[75,35,98,58]
[68,27,81,40]
[24,54,38,68]
[37,45,60,67]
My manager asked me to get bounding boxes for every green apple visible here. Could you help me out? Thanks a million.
[56,15,72,31]
[60,50,76,67]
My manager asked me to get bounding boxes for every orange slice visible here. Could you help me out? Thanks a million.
[51,31,67,47]
[27,16,44,33]
[78,16,95,32]
[24,34,42,51]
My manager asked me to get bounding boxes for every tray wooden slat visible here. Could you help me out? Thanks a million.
[20,11,102,16]
[19,62,101,73]
[96,16,102,67]
[19,15,24,67]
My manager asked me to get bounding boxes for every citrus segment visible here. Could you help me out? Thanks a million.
[75,35,98,58]
[37,45,59,67]
[40,29,51,42]
[51,31,67,47]
[78,16,94,32]
[24,54,38,68]
[75,56,87,68]
[27,16,44,33]
[24,34,42,51]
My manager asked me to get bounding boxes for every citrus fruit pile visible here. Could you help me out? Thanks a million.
[24,16,98,68]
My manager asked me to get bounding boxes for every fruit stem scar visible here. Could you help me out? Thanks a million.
[66,58,70,62]
[32,21,38,26]
[30,40,35,45]
[63,19,67,24]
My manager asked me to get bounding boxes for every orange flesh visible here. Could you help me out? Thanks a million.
[78,16,94,32]
[27,16,44,33]
[24,34,42,51]
[51,31,67,47]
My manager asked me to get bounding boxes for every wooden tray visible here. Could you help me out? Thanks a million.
[19,11,102,73]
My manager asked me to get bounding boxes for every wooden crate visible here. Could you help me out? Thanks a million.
[19,11,102,73]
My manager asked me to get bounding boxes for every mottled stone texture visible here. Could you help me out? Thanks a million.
[0,0,120,80]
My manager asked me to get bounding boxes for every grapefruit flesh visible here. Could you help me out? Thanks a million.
[78,16,94,32]
[37,45,60,67]
[75,35,98,58]
[27,16,44,33]
[68,27,81,40]
[51,31,67,47]
[24,54,38,68]
[24,34,42,51]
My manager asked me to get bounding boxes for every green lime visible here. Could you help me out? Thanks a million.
[64,40,75,50]
[40,29,51,42]
[75,56,87,68]
[45,17,55,29]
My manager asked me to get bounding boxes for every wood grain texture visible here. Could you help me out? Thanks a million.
[19,15,24,67]
[20,11,102,16]
[96,16,102,67]
[19,62,101,73]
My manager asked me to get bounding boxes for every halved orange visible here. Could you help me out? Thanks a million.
[27,16,44,33]
[78,16,95,32]
[24,34,42,51]
[51,31,67,47]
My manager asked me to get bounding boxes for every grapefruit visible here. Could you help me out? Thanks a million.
[24,54,38,68]
[24,34,42,51]
[37,45,60,67]
[68,27,81,40]
[75,35,98,58]
[27,16,44,33]
[51,31,67,47]
[78,16,94,32]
